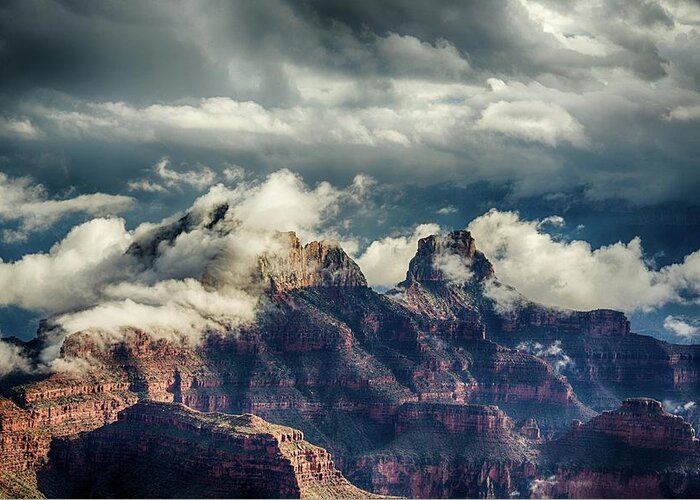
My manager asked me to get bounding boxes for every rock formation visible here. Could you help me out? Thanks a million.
[42,401,374,499]
[259,232,368,291]
[539,398,700,498]
[1,219,699,498]
[579,397,698,452]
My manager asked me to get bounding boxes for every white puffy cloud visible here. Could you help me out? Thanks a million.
[0,218,134,311]
[226,169,343,237]
[54,278,258,347]
[0,117,41,140]
[477,100,589,148]
[356,223,441,288]
[516,340,574,373]
[468,209,700,312]
[483,279,527,315]
[0,340,31,377]
[0,169,374,371]
[155,157,217,189]
[433,252,474,284]
[0,172,134,242]
[663,315,699,339]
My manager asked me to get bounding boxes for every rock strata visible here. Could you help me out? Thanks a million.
[260,232,368,291]
[45,401,375,499]
[1,220,700,499]
[540,398,700,498]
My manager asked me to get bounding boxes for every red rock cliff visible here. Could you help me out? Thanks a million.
[259,231,367,291]
[46,401,375,499]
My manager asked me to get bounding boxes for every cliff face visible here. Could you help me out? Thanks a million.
[401,231,494,284]
[583,398,698,452]
[44,401,375,499]
[346,401,538,498]
[0,378,137,473]
[539,398,700,498]
[1,225,700,498]
[259,232,368,291]
[394,231,700,414]
[395,402,514,436]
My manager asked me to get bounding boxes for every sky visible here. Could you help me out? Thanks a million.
[1,0,700,347]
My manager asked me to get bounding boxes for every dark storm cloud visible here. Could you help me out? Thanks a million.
[0,0,699,233]
[0,1,234,104]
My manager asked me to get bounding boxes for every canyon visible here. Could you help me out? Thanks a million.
[1,206,699,498]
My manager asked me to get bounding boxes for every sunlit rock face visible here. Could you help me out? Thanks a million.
[259,231,368,291]
[1,216,699,498]
[42,401,374,499]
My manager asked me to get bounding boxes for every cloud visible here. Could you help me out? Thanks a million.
[476,100,589,148]
[154,157,217,190]
[483,279,527,316]
[0,218,134,311]
[437,206,458,215]
[32,95,445,149]
[433,252,474,284]
[18,54,700,203]
[54,278,258,347]
[127,157,217,193]
[0,117,41,140]
[662,399,697,426]
[356,223,441,288]
[375,32,471,80]
[2,0,700,206]
[663,315,699,339]
[0,172,135,243]
[516,340,574,374]
[666,104,700,121]
[0,169,374,370]
[664,399,697,416]
[468,209,700,312]
[222,164,245,183]
[0,340,31,377]
[127,180,168,193]
[128,159,249,195]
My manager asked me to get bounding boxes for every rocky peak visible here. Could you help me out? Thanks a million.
[582,397,698,452]
[127,203,233,265]
[403,230,495,284]
[618,397,664,414]
[259,231,367,291]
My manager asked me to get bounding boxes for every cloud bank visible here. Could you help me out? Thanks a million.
[468,209,700,312]
[2,1,699,203]
[356,223,440,288]
[0,169,372,374]
[0,172,134,243]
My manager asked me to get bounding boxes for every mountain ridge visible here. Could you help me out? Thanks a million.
[1,216,699,498]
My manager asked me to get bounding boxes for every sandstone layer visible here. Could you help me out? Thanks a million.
[1,217,699,498]
[43,400,375,499]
